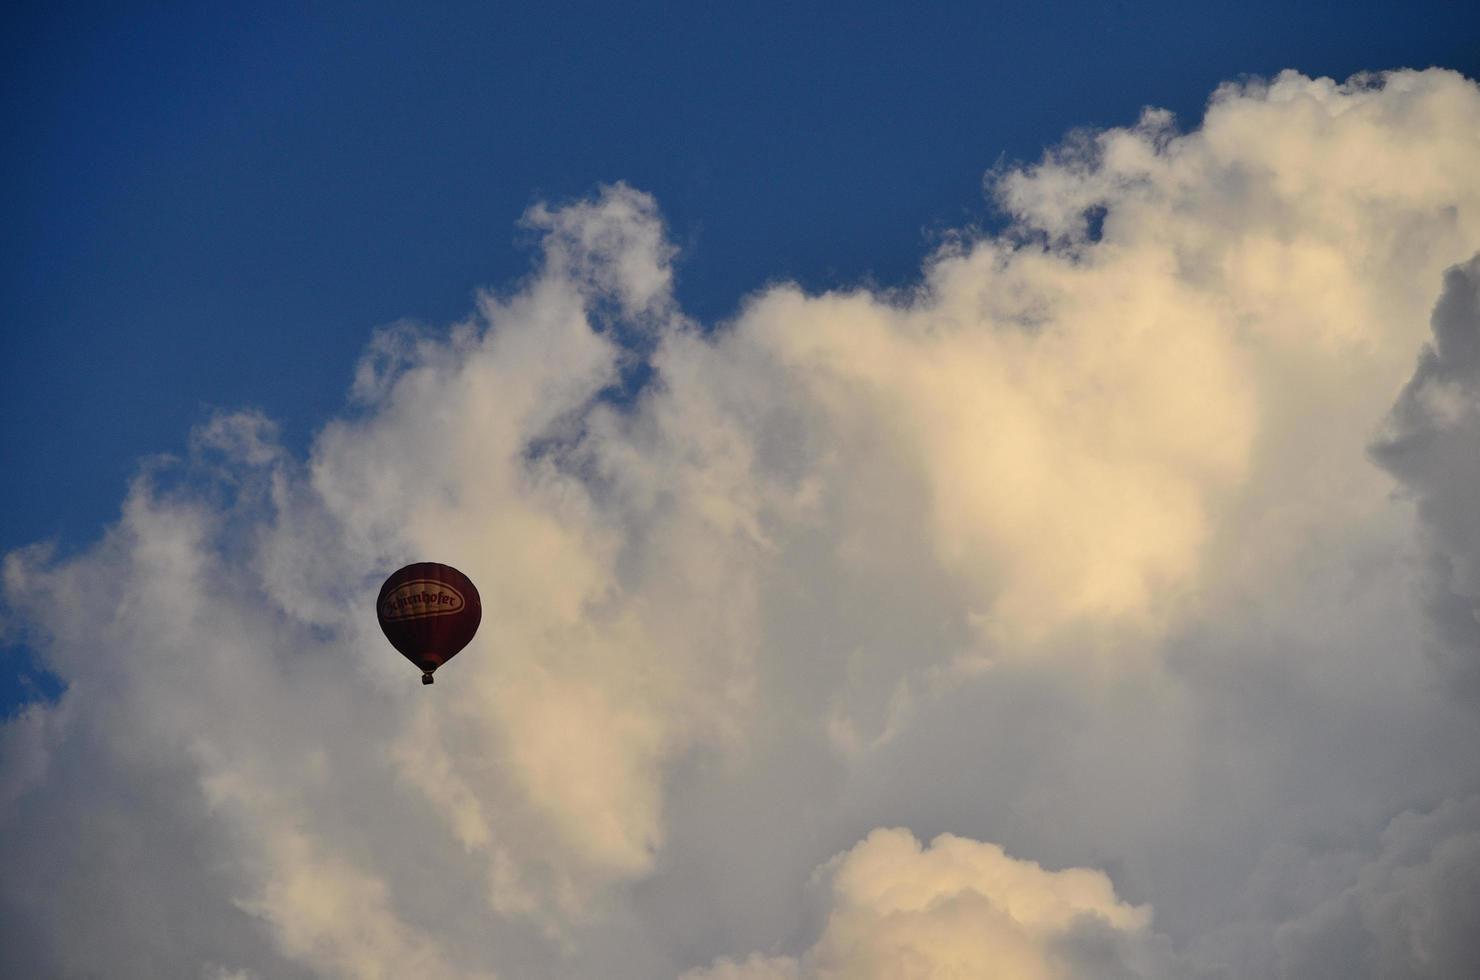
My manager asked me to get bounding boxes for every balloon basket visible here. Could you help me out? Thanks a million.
[422,671,435,685]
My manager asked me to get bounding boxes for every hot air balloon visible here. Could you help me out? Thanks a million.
[376,562,482,684]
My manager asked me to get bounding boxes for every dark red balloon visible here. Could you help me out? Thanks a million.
[376,562,482,685]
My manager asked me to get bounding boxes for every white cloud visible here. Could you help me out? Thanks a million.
[684,828,1172,980]
[4,70,1480,979]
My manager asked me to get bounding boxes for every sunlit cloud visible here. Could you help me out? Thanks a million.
[4,68,1480,979]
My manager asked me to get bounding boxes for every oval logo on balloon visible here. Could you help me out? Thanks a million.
[379,579,466,621]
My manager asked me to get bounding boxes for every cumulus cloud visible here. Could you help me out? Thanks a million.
[683,828,1173,980]
[1372,254,1480,703]
[4,69,1480,979]
[1274,795,1480,980]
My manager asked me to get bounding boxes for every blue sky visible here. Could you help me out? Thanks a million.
[5,5,1480,977]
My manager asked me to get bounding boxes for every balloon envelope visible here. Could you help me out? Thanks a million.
[376,562,482,684]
